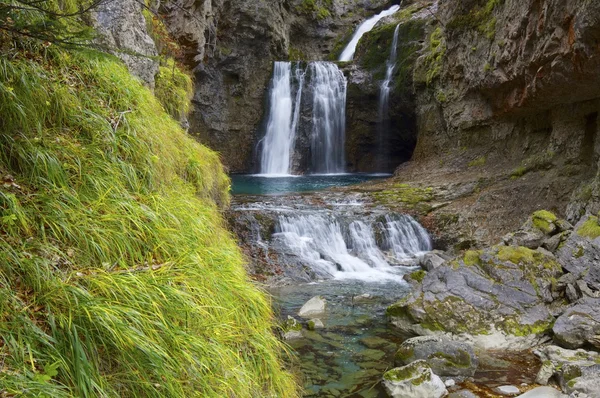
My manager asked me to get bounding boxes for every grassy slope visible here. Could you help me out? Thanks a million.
[0,45,298,397]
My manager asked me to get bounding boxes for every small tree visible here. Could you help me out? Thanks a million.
[0,0,110,52]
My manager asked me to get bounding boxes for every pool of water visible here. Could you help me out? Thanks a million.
[230,174,390,195]
[270,278,412,397]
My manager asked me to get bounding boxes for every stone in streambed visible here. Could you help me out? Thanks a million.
[307,318,324,330]
[360,335,391,349]
[493,385,520,396]
[298,295,326,318]
[282,315,303,340]
[534,345,600,395]
[383,360,448,398]
[395,336,478,377]
[515,386,566,398]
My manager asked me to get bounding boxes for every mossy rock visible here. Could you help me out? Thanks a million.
[577,215,600,239]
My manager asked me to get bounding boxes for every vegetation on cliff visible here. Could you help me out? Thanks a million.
[0,1,298,397]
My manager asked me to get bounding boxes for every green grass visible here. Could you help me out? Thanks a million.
[0,46,298,397]
[155,58,193,120]
[577,215,600,239]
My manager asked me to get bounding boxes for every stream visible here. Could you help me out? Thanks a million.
[230,175,427,397]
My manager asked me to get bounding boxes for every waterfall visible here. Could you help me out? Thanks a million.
[377,24,401,170]
[259,62,346,175]
[259,62,305,175]
[274,213,430,281]
[308,62,347,174]
[379,24,400,123]
[338,4,401,62]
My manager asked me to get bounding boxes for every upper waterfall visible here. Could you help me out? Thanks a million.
[338,4,401,62]
[309,62,347,174]
[259,61,346,176]
[259,62,304,175]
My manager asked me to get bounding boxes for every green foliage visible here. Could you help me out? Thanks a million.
[447,0,502,40]
[577,215,600,239]
[155,58,193,120]
[532,210,558,234]
[0,0,98,51]
[510,151,555,178]
[423,27,446,84]
[468,156,486,167]
[0,47,298,397]
[409,270,426,283]
[296,0,331,20]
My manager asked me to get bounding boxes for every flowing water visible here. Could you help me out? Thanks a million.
[258,62,347,176]
[338,5,401,62]
[229,180,433,396]
[260,62,305,175]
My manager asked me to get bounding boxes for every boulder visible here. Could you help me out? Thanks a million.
[502,211,563,249]
[515,386,566,398]
[282,316,303,340]
[298,296,326,318]
[395,336,478,377]
[493,385,520,396]
[307,318,324,330]
[420,252,447,271]
[556,215,600,288]
[387,246,563,349]
[534,345,600,395]
[382,360,448,398]
[553,298,600,349]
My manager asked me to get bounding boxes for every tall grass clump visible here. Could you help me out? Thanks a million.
[0,45,299,397]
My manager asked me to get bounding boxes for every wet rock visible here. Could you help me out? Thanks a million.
[493,385,520,396]
[444,379,456,388]
[299,296,326,318]
[516,386,565,398]
[307,318,324,330]
[352,293,375,303]
[553,298,600,349]
[383,360,448,398]
[387,246,563,349]
[395,336,478,377]
[360,336,391,349]
[448,391,479,398]
[355,348,386,362]
[282,316,303,340]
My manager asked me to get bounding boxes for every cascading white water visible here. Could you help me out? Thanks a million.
[274,213,430,281]
[259,61,346,175]
[338,4,401,62]
[379,24,401,123]
[259,62,305,175]
[309,62,347,174]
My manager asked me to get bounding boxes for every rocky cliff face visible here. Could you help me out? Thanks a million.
[160,0,390,172]
[93,0,159,88]
[346,0,600,246]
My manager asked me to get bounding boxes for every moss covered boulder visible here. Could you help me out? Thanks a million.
[383,360,447,398]
[556,214,600,287]
[387,245,563,349]
[395,336,478,377]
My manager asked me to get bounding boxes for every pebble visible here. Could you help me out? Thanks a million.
[493,385,521,396]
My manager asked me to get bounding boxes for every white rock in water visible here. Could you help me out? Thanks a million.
[383,360,448,398]
[493,385,520,396]
[445,379,456,387]
[516,386,567,398]
[307,318,324,330]
[298,296,326,318]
